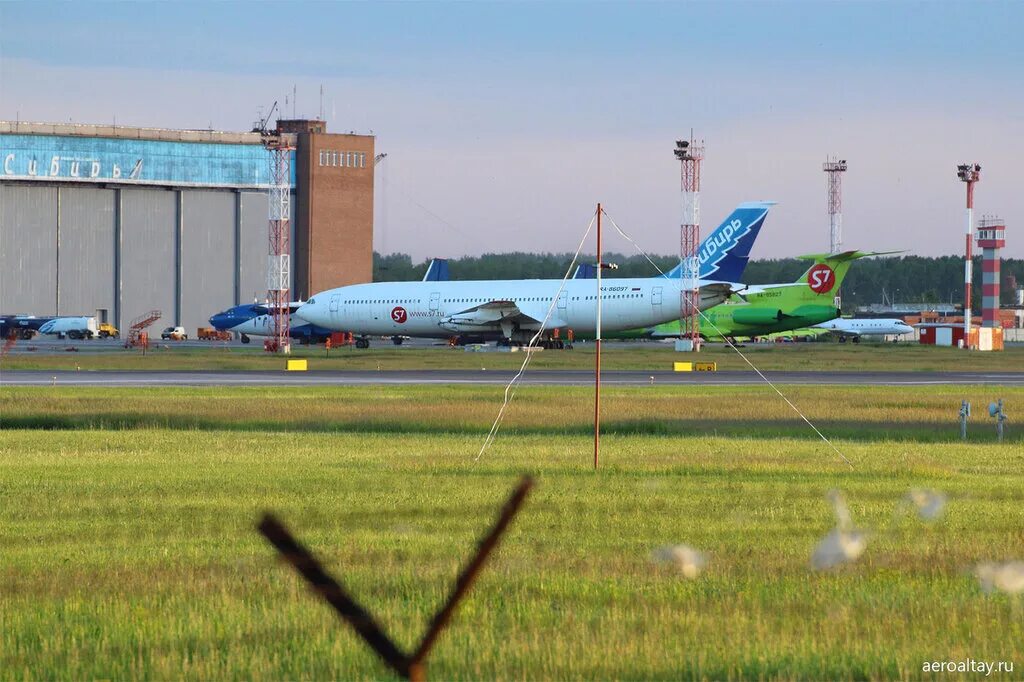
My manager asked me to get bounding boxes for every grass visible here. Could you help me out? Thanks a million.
[2,386,1023,679]
[1,385,1021,444]
[3,340,1024,372]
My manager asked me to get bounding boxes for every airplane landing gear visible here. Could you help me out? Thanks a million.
[240,334,250,344]
[391,336,404,346]
[355,337,370,349]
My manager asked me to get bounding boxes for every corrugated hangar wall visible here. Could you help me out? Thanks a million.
[120,188,177,332]
[0,184,57,315]
[181,190,235,332]
[0,182,271,333]
[239,192,270,305]
[58,187,116,322]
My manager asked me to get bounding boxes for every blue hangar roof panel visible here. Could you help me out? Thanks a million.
[0,133,296,189]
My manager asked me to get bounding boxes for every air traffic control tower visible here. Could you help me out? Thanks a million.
[0,119,374,332]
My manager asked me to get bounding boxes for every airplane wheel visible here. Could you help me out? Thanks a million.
[852,337,860,344]
[240,334,250,344]
[356,338,369,349]
[839,336,847,343]
[392,336,404,346]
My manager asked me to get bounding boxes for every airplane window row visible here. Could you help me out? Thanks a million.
[336,293,642,306]
[347,299,421,304]
[318,150,367,168]
[581,294,644,300]
[447,297,551,303]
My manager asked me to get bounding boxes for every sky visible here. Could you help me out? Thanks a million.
[2,1,1022,261]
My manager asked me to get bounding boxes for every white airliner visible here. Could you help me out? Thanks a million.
[812,318,915,342]
[298,202,773,347]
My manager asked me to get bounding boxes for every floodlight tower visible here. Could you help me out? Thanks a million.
[957,163,982,345]
[254,104,295,355]
[823,157,847,255]
[268,142,294,353]
[674,135,704,352]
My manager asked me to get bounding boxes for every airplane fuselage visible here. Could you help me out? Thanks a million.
[300,277,730,340]
[813,318,914,337]
[208,306,332,341]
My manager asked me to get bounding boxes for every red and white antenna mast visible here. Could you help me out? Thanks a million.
[262,125,295,354]
[823,157,847,254]
[674,135,703,352]
[957,162,981,346]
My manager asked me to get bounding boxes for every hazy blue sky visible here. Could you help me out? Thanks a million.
[2,1,1022,260]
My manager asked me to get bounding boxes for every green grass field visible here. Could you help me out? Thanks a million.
[2,385,1023,680]
[3,340,1024,372]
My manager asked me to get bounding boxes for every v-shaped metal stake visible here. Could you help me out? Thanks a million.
[258,476,534,680]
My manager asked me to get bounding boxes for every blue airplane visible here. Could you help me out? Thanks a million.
[208,303,334,344]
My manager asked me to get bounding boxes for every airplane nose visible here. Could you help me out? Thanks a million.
[296,303,315,323]
[209,313,229,330]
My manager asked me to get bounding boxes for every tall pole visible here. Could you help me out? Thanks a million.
[674,136,703,352]
[823,157,847,255]
[268,144,293,354]
[594,203,602,470]
[957,163,981,347]
[262,124,295,355]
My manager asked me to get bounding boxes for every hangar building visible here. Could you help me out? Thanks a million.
[0,119,374,333]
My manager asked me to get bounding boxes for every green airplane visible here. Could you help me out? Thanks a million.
[626,250,872,341]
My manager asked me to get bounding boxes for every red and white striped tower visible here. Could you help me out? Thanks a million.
[674,136,703,352]
[976,216,1005,329]
[956,163,981,345]
[265,133,295,354]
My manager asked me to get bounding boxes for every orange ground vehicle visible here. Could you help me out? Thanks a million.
[197,327,232,341]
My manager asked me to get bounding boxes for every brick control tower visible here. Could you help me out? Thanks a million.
[976,216,1006,328]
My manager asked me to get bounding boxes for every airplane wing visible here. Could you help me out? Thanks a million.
[252,301,304,315]
[698,281,747,307]
[442,299,568,333]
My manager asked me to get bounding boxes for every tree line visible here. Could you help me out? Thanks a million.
[374,252,1024,308]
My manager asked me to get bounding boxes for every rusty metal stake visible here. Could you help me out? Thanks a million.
[258,475,534,680]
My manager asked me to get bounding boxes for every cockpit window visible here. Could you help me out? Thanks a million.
[308,298,316,305]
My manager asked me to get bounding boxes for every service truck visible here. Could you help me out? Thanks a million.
[38,316,99,339]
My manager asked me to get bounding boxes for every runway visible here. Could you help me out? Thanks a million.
[3,369,1024,387]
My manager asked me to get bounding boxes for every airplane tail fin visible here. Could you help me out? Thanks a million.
[794,250,899,298]
[422,258,450,282]
[573,263,598,279]
[663,201,774,282]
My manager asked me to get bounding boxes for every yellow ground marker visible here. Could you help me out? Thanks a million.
[673,362,693,372]
[286,359,308,371]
